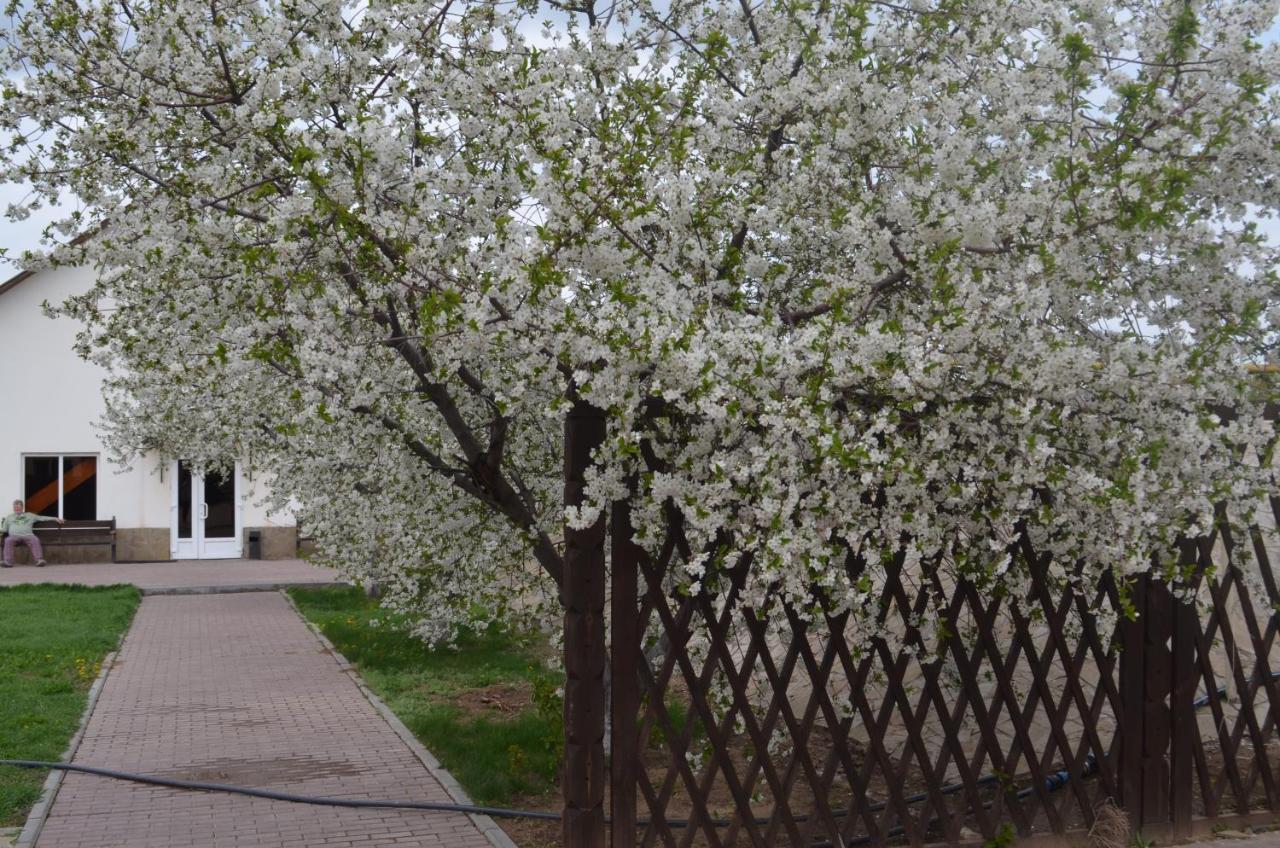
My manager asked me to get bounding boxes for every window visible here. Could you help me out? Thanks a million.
[23,455,97,520]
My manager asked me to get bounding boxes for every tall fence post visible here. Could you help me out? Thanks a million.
[1120,555,1198,837]
[1170,540,1200,838]
[610,496,641,848]
[1120,572,1169,828]
[563,400,608,848]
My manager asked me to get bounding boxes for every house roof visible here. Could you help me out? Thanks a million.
[0,267,36,298]
[0,228,101,300]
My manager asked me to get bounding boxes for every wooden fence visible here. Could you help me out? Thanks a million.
[560,407,1280,846]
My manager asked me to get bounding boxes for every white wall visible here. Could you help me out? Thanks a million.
[0,265,293,538]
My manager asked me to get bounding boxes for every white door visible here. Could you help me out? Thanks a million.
[171,461,242,559]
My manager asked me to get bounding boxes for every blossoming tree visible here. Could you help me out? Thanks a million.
[2,0,1278,829]
[4,0,1278,620]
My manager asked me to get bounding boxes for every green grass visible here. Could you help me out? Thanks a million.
[288,586,561,806]
[0,584,140,826]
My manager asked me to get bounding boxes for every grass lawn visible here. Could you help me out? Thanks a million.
[287,586,562,811]
[0,584,140,827]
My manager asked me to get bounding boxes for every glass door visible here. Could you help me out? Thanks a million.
[172,461,242,559]
[175,462,195,558]
[199,467,239,558]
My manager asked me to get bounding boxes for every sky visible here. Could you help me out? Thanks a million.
[0,190,80,276]
[0,187,63,275]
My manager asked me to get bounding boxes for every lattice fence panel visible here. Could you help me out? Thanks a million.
[608,499,1280,845]
[615,528,1138,847]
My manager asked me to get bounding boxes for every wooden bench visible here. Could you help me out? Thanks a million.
[29,518,117,562]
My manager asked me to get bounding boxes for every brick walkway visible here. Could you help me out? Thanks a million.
[35,593,497,847]
[0,559,342,593]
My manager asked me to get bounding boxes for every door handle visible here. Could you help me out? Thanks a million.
[201,503,209,520]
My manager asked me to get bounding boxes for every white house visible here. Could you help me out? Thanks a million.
[0,262,298,562]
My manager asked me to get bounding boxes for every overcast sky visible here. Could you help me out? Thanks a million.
[0,186,67,274]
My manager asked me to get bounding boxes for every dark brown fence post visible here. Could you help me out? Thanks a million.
[1119,573,1147,822]
[563,400,608,848]
[1170,540,1200,838]
[1121,561,1198,835]
[1140,576,1172,825]
[1120,573,1171,828]
[610,496,641,848]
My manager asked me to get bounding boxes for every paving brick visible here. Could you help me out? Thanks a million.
[35,593,495,848]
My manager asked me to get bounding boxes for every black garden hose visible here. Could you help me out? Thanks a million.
[3,669,1275,843]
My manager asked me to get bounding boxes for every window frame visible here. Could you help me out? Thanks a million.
[20,453,99,520]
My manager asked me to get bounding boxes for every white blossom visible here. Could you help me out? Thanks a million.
[0,0,1276,642]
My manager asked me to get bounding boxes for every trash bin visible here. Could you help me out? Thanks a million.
[246,529,262,559]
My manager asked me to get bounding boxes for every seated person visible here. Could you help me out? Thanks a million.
[2,499,64,567]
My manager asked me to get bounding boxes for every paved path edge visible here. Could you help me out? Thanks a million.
[141,580,350,596]
[16,650,118,848]
[280,591,520,848]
